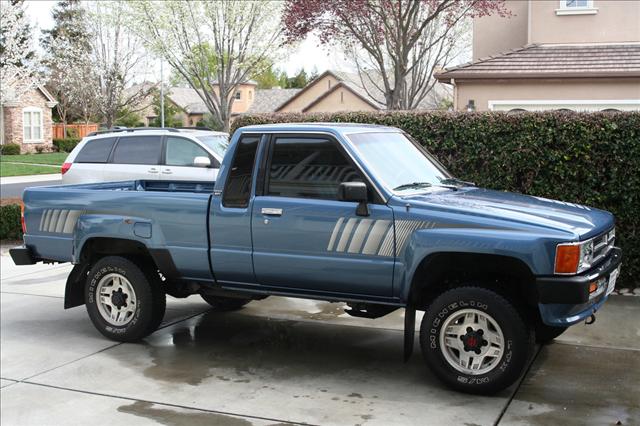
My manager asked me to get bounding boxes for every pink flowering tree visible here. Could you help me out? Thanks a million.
[283,0,508,109]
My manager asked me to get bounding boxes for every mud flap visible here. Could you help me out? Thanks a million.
[404,305,416,362]
[64,264,90,309]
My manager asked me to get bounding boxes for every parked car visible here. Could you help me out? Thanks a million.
[61,127,228,184]
[11,123,621,395]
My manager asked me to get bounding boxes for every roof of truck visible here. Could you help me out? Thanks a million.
[237,123,401,135]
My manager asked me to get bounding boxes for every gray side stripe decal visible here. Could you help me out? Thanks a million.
[39,209,83,234]
[347,218,373,253]
[361,220,391,255]
[327,217,345,251]
[336,218,358,252]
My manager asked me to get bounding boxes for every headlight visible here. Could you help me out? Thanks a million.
[555,240,594,274]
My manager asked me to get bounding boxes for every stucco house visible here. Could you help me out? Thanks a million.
[435,0,640,112]
[1,86,58,153]
[148,70,448,126]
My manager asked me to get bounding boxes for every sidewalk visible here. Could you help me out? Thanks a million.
[0,173,61,185]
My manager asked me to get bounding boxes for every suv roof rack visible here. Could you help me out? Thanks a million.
[87,127,181,137]
[174,126,213,131]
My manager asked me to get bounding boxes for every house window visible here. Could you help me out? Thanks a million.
[235,91,241,100]
[23,107,43,143]
[556,0,597,15]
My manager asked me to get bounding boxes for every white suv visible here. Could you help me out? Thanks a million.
[62,128,228,184]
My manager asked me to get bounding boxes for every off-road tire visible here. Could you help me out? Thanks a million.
[200,294,252,311]
[535,323,568,343]
[420,286,534,394]
[85,256,166,342]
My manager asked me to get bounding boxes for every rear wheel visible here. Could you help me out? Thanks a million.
[200,294,252,311]
[535,323,568,343]
[420,286,534,394]
[85,256,165,342]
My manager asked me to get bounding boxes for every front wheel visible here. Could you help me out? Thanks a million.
[85,256,166,342]
[420,286,534,394]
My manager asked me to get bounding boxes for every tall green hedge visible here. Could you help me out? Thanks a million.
[232,111,639,289]
[0,204,22,240]
[52,138,81,153]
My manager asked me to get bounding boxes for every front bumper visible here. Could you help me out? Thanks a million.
[536,247,622,326]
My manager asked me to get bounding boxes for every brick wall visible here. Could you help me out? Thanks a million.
[2,89,54,153]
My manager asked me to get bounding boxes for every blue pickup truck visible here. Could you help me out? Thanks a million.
[10,124,622,394]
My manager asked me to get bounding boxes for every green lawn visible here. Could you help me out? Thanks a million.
[0,162,61,177]
[0,152,68,165]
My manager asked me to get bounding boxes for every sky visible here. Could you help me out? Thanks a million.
[24,0,351,80]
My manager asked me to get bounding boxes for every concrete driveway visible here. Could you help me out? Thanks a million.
[1,249,638,425]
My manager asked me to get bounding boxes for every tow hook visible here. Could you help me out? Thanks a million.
[585,314,596,325]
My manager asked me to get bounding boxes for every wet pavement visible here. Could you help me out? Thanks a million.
[1,251,639,425]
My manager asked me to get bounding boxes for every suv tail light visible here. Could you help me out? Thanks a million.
[61,162,72,175]
[20,201,26,234]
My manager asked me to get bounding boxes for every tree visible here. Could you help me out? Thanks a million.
[125,0,286,131]
[41,0,95,131]
[148,89,182,128]
[85,1,154,128]
[0,0,41,103]
[283,0,507,110]
[252,62,288,89]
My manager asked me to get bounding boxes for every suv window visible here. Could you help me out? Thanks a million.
[111,136,162,165]
[75,137,117,163]
[222,135,259,208]
[267,137,362,200]
[165,137,210,167]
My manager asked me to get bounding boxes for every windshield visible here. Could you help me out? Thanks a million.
[348,132,451,194]
[196,135,229,159]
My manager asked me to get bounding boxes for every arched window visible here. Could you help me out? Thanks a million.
[602,108,620,113]
[23,107,44,142]
[507,108,526,114]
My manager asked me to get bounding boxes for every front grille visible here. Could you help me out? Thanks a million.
[592,229,615,266]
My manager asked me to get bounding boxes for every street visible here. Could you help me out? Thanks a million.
[0,175,62,199]
[0,247,638,426]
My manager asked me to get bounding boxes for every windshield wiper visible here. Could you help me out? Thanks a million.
[393,182,433,191]
[439,177,475,187]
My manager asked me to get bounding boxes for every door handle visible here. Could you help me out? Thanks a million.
[162,169,172,174]
[148,168,159,173]
[261,208,283,216]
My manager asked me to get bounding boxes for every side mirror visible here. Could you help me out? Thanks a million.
[338,182,369,216]
[193,156,211,168]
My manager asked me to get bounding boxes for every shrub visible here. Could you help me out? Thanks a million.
[232,111,640,289]
[0,143,21,155]
[0,204,22,241]
[35,145,45,153]
[53,138,81,153]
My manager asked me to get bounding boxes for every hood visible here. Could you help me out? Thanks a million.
[396,188,613,240]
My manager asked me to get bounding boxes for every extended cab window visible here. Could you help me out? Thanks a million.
[75,137,116,163]
[268,137,362,200]
[222,135,259,208]
[165,137,211,167]
[111,136,162,165]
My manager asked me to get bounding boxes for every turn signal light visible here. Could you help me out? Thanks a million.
[555,244,580,274]
[589,281,598,294]
[61,162,72,175]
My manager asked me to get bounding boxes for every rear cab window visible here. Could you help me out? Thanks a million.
[222,135,260,208]
[74,137,117,163]
[111,136,162,165]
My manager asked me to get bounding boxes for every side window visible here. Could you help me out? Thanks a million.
[165,137,209,166]
[111,136,162,165]
[222,136,259,208]
[267,137,362,200]
[75,137,117,163]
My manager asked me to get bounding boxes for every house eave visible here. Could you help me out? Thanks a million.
[435,71,640,82]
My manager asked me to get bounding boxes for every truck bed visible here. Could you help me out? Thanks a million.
[22,180,214,281]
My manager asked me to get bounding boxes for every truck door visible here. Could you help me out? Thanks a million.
[251,135,395,297]
[209,134,261,284]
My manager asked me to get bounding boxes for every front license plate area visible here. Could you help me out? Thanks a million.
[606,266,620,296]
